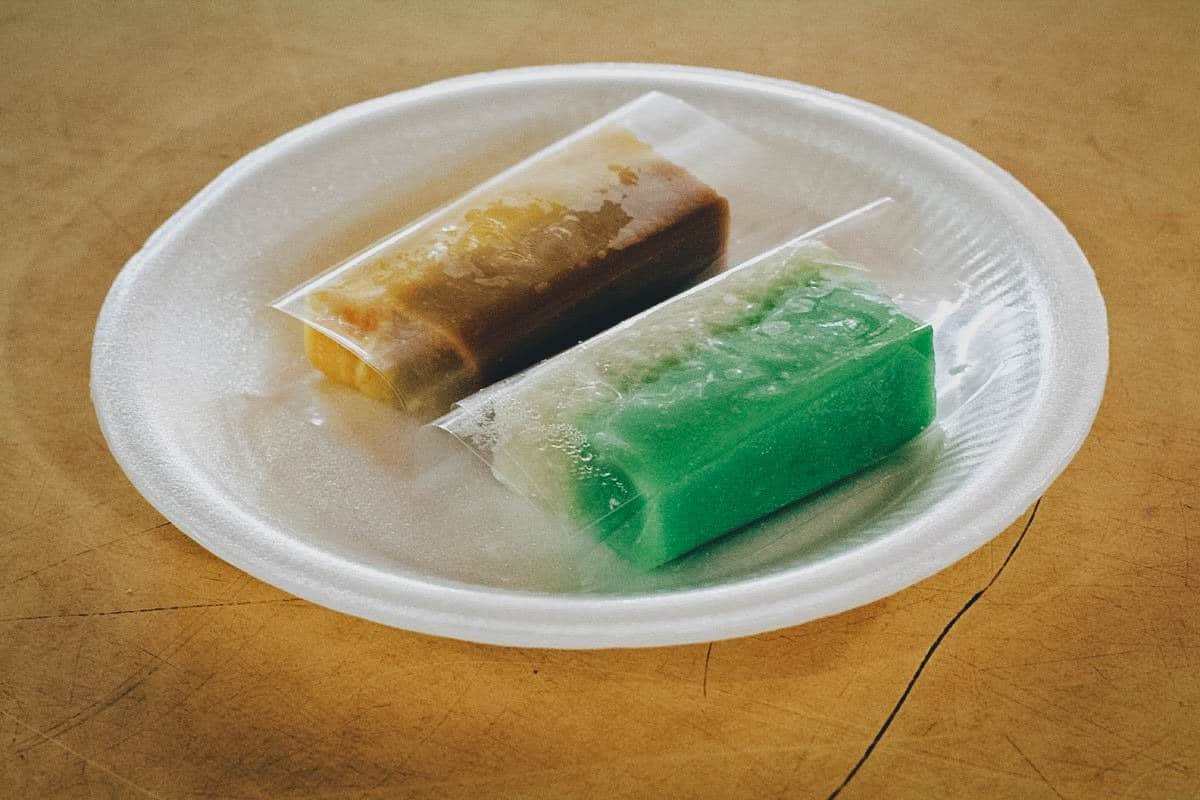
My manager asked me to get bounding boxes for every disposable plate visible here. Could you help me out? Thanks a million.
[91,64,1107,648]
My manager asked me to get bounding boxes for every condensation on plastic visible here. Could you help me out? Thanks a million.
[271,91,813,414]
[90,65,1108,648]
[433,200,943,555]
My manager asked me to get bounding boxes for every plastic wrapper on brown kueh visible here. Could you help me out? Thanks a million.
[272,92,806,415]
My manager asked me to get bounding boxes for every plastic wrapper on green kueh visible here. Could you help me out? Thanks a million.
[436,239,936,569]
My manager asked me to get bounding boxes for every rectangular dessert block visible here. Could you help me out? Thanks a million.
[572,274,935,567]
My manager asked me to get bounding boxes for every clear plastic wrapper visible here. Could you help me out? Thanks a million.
[435,201,938,569]
[273,91,809,414]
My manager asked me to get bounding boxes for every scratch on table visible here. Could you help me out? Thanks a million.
[12,579,292,752]
[1005,732,1066,799]
[0,705,165,799]
[85,196,142,252]
[94,636,244,759]
[0,597,303,624]
[702,642,714,698]
[24,470,50,522]
[1085,134,1118,165]
[66,631,87,705]
[232,699,397,788]
[411,682,473,751]
[983,648,1141,671]
[974,654,1192,776]
[14,669,151,756]
[825,498,1042,799]
[1,521,174,590]
[860,742,1042,783]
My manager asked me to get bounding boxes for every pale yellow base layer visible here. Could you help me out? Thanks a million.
[304,326,399,405]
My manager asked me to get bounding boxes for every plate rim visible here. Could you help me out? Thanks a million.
[91,63,1108,648]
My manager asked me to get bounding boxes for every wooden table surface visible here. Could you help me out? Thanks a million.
[3,1,1197,798]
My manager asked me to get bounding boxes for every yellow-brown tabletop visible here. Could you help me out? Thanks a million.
[2,2,1196,797]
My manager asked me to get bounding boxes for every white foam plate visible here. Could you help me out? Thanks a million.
[91,64,1107,648]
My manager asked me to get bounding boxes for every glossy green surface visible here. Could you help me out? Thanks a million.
[570,271,936,568]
